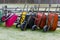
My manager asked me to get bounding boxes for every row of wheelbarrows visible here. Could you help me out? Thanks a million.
[0,5,59,32]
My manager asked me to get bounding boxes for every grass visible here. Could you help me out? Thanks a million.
[0,24,60,40]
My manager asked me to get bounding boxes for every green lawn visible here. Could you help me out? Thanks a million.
[0,24,60,40]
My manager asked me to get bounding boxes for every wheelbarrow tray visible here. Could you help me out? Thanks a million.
[5,14,18,27]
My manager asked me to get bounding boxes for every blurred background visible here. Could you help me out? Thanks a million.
[0,0,60,4]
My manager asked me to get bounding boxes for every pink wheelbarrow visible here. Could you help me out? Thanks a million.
[2,13,18,28]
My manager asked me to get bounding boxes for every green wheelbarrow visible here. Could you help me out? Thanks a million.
[0,10,3,24]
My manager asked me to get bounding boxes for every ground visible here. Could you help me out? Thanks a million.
[0,24,60,40]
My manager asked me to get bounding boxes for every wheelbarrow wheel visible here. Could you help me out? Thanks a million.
[32,25,37,31]
[20,24,24,31]
[20,21,27,31]
[43,25,49,32]
[16,23,20,28]
[1,16,6,22]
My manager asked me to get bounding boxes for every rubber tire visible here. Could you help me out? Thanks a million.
[20,21,27,31]
[1,16,6,22]
[43,25,49,32]
[16,23,20,28]
[32,25,37,31]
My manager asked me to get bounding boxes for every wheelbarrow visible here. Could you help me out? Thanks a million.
[43,5,58,32]
[16,11,27,28]
[2,13,18,28]
[20,12,35,30]
[31,6,47,30]
[0,10,3,24]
